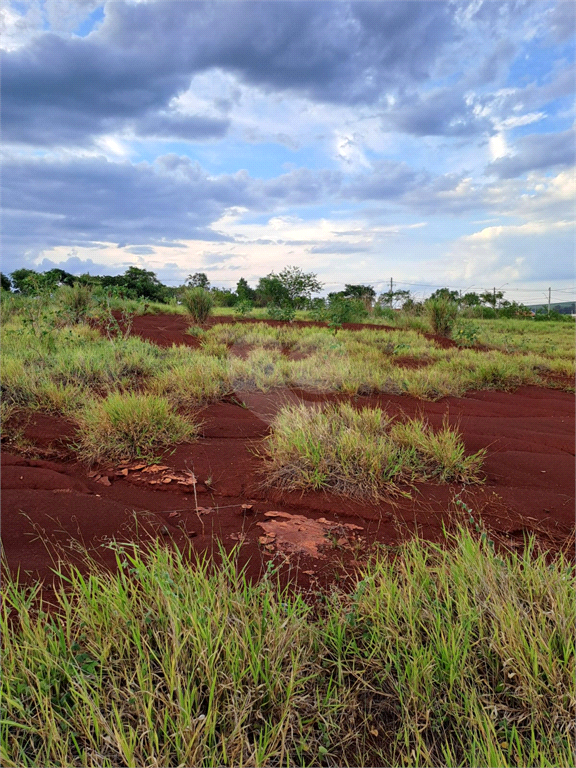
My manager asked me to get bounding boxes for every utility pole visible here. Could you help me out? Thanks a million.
[389,278,393,307]
[493,286,496,307]
[548,287,551,315]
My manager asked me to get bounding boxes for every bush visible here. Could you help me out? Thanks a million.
[326,296,368,326]
[266,303,296,322]
[58,283,93,324]
[425,298,459,337]
[181,287,214,322]
[263,402,485,499]
[373,305,395,321]
[234,299,253,317]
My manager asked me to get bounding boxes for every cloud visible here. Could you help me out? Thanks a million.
[486,128,576,178]
[0,1,469,147]
[382,87,494,137]
[346,160,424,200]
[124,245,156,255]
[308,243,372,254]
[1,154,246,268]
[446,219,575,284]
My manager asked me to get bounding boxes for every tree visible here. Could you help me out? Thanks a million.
[429,287,460,303]
[378,288,411,309]
[255,275,290,307]
[120,267,167,302]
[273,266,323,308]
[461,292,481,307]
[10,269,42,294]
[187,272,210,290]
[210,287,236,307]
[0,272,11,291]
[44,268,75,287]
[236,277,256,303]
[480,290,504,308]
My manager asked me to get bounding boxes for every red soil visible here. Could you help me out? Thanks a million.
[2,315,574,593]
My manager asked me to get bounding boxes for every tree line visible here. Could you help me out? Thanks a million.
[1,265,556,320]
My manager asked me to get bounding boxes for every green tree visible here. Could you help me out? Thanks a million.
[378,289,411,309]
[44,268,75,287]
[0,272,12,291]
[276,266,323,308]
[429,288,460,303]
[461,292,481,307]
[236,277,256,303]
[342,284,376,306]
[10,268,41,294]
[255,275,291,307]
[187,272,210,290]
[480,290,504,308]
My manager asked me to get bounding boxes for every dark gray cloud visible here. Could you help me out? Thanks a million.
[36,254,127,276]
[345,161,426,200]
[382,87,494,137]
[134,113,230,141]
[124,245,156,255]
[262,168,342,205]
[486,129,576,178]
[0,152,345,270]
[1,154,244,268]
[1,1,469,147]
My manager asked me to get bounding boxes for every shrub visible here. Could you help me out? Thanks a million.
[58,283,93,324]
[326,296,368,326]
[266,302,296,322]
[234,299,253,317]
[181,287,213,322]
[76,392,198,464]
[426,297,459,337]
[373,305,395,321]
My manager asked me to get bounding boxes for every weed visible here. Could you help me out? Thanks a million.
[426,297,459,337]
[2,531,573,768]
[181,287,213,322]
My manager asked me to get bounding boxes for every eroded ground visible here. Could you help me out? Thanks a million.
[2,315,574,591]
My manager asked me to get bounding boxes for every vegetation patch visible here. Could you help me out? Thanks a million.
[76,392,198,464]
[262,402,485,499]
[2,531,573,768]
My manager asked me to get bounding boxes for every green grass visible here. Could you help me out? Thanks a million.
[262,402,485,499]
[2,529,573,767]
[1,308,573,458]
[76,392,198,464]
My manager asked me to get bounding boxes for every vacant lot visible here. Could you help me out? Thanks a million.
[1,308,574,767]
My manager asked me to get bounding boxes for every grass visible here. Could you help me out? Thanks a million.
[1,528,573,768]
[1,308,573,459]
[262,402,485,499]
[181,287,214,322]
[75,392,198,464]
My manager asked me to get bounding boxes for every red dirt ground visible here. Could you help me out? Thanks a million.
[2,315,574,593]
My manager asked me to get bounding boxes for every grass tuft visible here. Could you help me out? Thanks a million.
[76,392,198,464]
[263,402,485,499]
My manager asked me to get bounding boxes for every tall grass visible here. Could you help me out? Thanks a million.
[181,287,214,322]
[2,530,573,767]
[263,402,485,498]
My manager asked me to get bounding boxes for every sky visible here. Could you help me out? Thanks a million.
[1,0,575,304]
